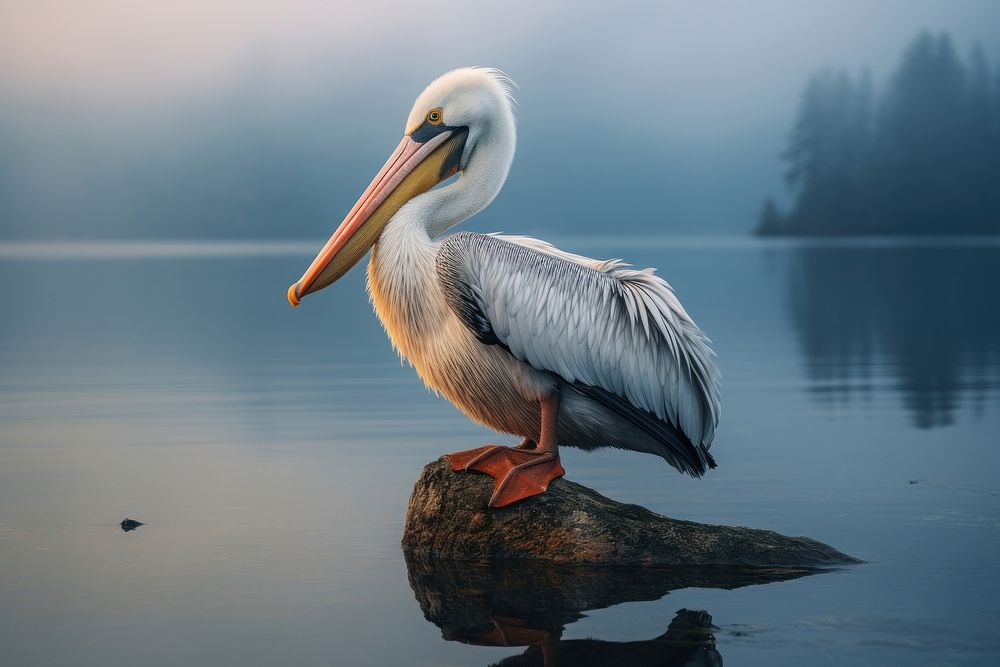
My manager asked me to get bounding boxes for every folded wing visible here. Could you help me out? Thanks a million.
[435,232,721,456]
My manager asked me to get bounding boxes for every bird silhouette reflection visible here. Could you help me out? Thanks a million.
[489,608,720,667]
[406,553,826,665]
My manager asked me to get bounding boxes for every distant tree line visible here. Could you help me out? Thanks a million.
[758,31,1000,235]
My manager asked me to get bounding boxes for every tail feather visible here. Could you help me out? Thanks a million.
[568,382,717,476]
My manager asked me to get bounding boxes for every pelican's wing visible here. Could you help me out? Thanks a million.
[436,231,721,462]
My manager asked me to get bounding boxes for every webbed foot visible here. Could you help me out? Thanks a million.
[444,443,565,508]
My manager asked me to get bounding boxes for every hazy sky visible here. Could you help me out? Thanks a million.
[1,1,999,238]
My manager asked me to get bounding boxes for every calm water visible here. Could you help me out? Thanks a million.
[2,237,999,666]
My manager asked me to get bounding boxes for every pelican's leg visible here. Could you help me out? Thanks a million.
[443,394,565,508]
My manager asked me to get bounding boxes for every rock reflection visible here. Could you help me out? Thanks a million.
[406,554,823,665]
[787,245,1000,428]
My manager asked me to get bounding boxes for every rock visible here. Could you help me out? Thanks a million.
[120,518,143,532]
[402,460,861,567]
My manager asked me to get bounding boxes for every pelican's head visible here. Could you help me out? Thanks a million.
[288,67,516,307]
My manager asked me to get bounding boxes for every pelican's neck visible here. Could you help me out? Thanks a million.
[370,119,514,343]
[400,114,516,239]
[370,107,516,337]
[368,203,446,356]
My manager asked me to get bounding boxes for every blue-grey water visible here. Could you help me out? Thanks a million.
[2,237,999,666]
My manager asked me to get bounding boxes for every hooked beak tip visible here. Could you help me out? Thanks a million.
[287,282,301,308]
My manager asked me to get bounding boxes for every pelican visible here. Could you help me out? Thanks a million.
[287,68,721,508]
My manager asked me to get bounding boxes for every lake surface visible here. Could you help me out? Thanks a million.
[2,237,999,666]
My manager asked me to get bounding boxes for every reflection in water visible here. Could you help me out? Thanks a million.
[787,246,1000,428]
[492,609,720,667]
[406,555,824,665]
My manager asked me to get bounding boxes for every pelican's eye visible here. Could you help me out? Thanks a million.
[426,108,443,125]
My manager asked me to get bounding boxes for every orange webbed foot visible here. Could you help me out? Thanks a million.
[444,444,565,508]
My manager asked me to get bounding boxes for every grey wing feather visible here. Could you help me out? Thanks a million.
[436,232,722,459]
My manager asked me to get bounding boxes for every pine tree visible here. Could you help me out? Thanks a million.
[757,198,783,234]
[875,31,966,233]
[773,69,870,234]
[964,43,993,230]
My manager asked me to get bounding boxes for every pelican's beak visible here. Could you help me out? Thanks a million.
[287,126,468,307]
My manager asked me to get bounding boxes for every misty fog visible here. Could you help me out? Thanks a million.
[1,1,998,240]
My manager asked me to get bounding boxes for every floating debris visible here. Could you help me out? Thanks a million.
[120,518,143,532]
